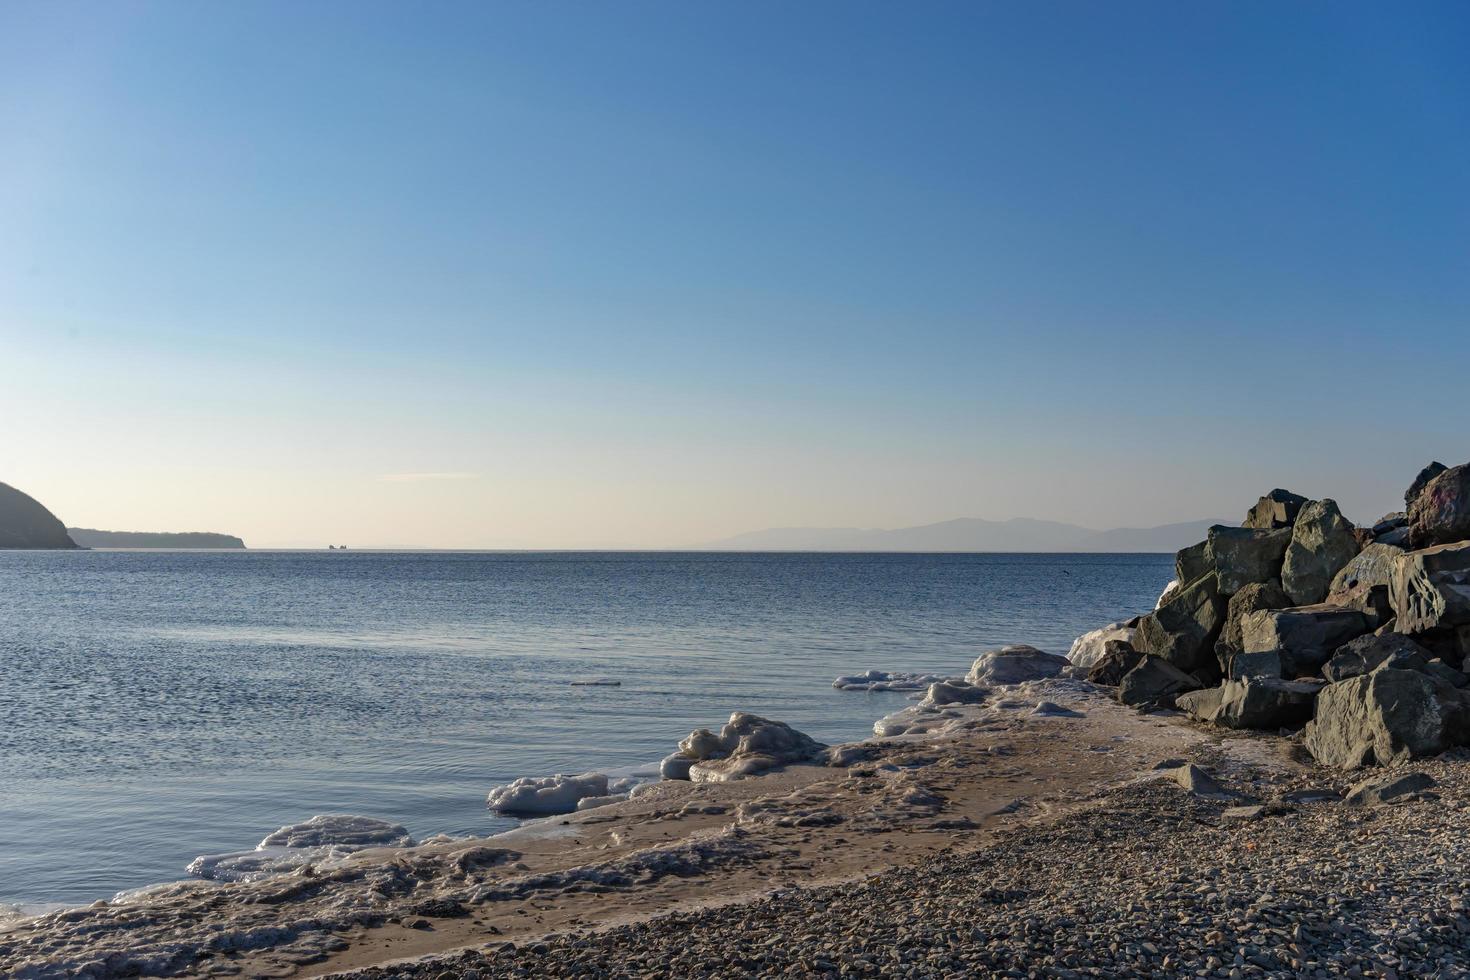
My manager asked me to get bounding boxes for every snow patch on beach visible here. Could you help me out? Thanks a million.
[832,669,947,692]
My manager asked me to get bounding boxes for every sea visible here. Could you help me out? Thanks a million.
[0,550,1171,908]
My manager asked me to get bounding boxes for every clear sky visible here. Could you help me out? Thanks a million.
[3,2,1467,548]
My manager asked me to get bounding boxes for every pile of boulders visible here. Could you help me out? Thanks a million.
[1074,461,1470,770]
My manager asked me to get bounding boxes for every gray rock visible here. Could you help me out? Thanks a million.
[1326,580,1394,630]
[1222,805,1266,823]
[1135,573,1226,674]
[1160,762,1231,798]
[1407,462,1470,549]
[1421,659,1470,688]
[966,644,1069,685]
[1175,540,1211,588]
[1302,668,1470,769]
[1239,604,1369,677]
[1372,512,1408,536]
[1405,460,1448,509]
[1226,649,1283,680]
[1206,525,1291,596]
[1322,633,1433,683]
[1282,788,1342,804]
[1216,579,1292,673]
[1344,771,1437,806]
[1085,640,1144,686]
[1329,542,1406,596]
[1117,655,1202,707]
[1390,541,1470,634]
[1281,499,1362,605]
[1178,677,1320,729]
[1244,488,1309,530]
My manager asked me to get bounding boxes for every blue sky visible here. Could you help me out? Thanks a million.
[2,2,1468,547]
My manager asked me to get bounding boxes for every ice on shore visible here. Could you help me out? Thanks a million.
[832,669,947,692]
[487,772,639,815]
[186,814,415,883]
[662,712,828,783]
[1066,621,1136,669]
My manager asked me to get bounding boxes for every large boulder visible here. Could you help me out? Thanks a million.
[0,482,79,549]
[1329,542,1406,596]
[1302,668,1470,768]
[1281,499,1362,605]
[1216,580,1292,675]
[1206,525,1291,595]
[1244,489,1309,530]
[1239,604,1370,677]
[1322,633,1433,683]
[1405,461,1449,509]
[967,644,1069,685]
[674,712,827,783]
[1178,677,1321,729]
[1086,639,1145,686]
[1174,540,1212,588]
[1390,541,1470,634]
[1134,573,1226,674]
[1067,621,1136,670]
[1407,462,1470,549]
[1117,655,1201,707]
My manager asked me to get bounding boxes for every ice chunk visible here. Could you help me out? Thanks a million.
[185,814,414,883]
[186,845,353,883]
[258,814,412,850]
[832,669,947,692]
[486,772,611,815]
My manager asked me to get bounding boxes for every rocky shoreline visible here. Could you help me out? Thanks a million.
[6,461,1470,978]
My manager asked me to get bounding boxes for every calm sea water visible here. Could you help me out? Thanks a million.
[0,550,1170,906]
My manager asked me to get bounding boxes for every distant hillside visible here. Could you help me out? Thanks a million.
[0,482,78,549]
[700,517,1230,553]
[67,529,246,549]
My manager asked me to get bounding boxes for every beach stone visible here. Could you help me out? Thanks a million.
[1222,805,1266,823]
[1344,771,1437,806]
[1216,579,1292,673]
[1086,640,1144,686]
[1160,763,1231,798]
[1117,655,1201,707]
[1406,461,1449,508]
[1282,499,1362,605]
[1135,573,1226,674]
[1303,668,1470,768]
[1390,541,1470,634]
[966,645,1069,685]
[676,712,827,783]
[1206,525,1291,596]
[1175,540,1212,587]
[1322,633,1433,683]
[1407,462,1470,549]
[1239,604,1369,677]
[1067,621,1136,670]
[1244,488,1309,530]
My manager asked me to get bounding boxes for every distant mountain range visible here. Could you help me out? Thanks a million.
[699,517,1232,553]
[67,528,246,549]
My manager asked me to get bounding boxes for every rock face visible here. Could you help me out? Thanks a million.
[1408,463,1470,549]
[1321,633,1433,683]
[0,482,78,549]
[668,712,827,783]
[1281,499,1362,605]
[1302,669,1470,768]
[1391,541,1470,635]
[1216,580,1292,676]
[1330,543,1406,596]
[1177,677,1321,730]
[1239,604,1369,677]
[1067,622,1136,670]
[1206,525,1291,596]
[1117,655,1201,707]
[966,645,1069,685]
[1244,489,1309,530]
[1134,574,1225,674]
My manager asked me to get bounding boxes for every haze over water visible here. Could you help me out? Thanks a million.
[0,549,1168,906]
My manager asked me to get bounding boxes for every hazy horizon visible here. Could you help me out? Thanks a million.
[4,2,1467,549]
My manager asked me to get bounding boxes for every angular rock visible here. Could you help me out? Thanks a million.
[1406,460,1449,508]
[1216,579,1292,674]
[1322,632,1432,683]
[1178,677,1321,729]
[1390,541,1470,634]
[966,644,1069,685]
[1244,489,1309,530]
[1222,805,1266,823]
[1422,659,1470,688]
[1329,542,1406,596]
[1302,668,1470,768]
[1174,540,1211,588]
[1239,604,1369,677]
[1161,763,1231,798]
[1174,686,1224,722]
[1281,499,1362,605]
[1086,639,1144,686]
[1327,580,1394,630]
[1372,512,1408,536]
[1117,654,1201,707]
[1067,621,1136,670]
[676,712,827,783]
[1344,771,1437,806]
[1206,525,1291,596]
[1408,462,1470,549]
[1226,649,1283,680]
[1134,573,1225,674]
